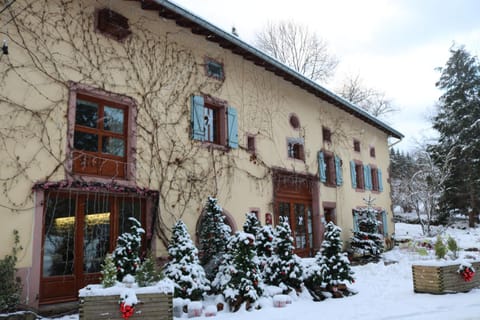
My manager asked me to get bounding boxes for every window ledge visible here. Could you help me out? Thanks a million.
[199,141,230,152]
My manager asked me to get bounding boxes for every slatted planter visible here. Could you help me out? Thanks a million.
[412,261,480,294]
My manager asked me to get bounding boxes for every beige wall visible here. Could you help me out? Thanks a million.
[0,0,395,276]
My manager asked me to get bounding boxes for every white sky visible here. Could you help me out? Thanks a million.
[171,0,480,151]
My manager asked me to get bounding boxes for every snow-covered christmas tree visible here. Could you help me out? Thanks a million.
[349,197,384,262]
[135,252,162,287]
[198,197,231,281]
[163,220,210,300]
[112,217,145,281]
[100,254,117,288]
[264,217,303,292]
[243,212,261,237]
[256,225,275,273]
[212,232,263,312]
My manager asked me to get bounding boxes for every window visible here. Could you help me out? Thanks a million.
[97,8,131,41]
[70,87,135,180]
[191,95,238,148]
[247,135,256,154]
[289,114,300,129]
[287,138,304,161]
[318,151,343,187]
[350,160,365,190]
[205,58,225,81]
[353,139,361,152]
[371,166,379,191]
[322,127,331,143]
[370,146,376,158]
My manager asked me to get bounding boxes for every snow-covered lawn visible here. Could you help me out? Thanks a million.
[44,223,480,320]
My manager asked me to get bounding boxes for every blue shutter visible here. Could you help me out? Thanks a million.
[378,168,384,192]
[353,211,359,232]
[363,164,371,190]
[191,95,205,141]
[335,155,343,186]
[227,106,238,148]
[382,210,388,237]
[318,151,326,182]
[350,160,357,189]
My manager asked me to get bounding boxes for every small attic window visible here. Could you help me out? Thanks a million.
[289,114,300,129]
[205,58,225,81]
[97,8,132,41]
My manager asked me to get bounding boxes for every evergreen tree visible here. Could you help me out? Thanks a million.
[264,217,303,292]
[100,254,117,288]
[429,45,480,227]
[317,222,354,287]
[212,232,263,312]
[243,212,261,237]
[198,197,231,281]
[112,217,144,281]
[163,221,210,300]
[349,197,384,262]
[256,225,275,273]
[136,253,162,287]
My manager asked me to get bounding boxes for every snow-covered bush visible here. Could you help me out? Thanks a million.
[163,220,210,300]
[0,230,22,313]
[434,235,447,259]
[112,217,145,281]
[100,254,117,288]
[212,232,263,311]
[243,212,261,237]
[256,225,275,273]
[264,217,303,292]
[198,197,232,281]
[136,252,162,287]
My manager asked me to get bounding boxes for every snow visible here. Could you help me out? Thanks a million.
[45,223,480,320]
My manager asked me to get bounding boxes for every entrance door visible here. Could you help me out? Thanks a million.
[276,199,313,257]
[40,192,145,304]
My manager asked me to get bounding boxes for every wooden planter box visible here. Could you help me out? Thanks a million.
[412,261,480,294]
[79,292,172,320]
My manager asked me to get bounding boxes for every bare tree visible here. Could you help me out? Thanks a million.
[255,20,338,83]
[337,74,397,119]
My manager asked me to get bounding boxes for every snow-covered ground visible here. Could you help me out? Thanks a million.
[42,223,480,320]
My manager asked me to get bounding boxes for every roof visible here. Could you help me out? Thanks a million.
[137,0,403,139]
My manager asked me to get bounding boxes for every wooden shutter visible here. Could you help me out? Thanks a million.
[191,95,205,141]
[363,164,371,190]
[318,151,326,183]
[227,106,238,148]
[350,160,357,189]
[378,168,384,192]
[335,155,343,186]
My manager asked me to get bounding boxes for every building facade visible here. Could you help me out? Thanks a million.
[0,0,402,309]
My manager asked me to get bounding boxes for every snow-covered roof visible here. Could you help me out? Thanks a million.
[141,0,404,140]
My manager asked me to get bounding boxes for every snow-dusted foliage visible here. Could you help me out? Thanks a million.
[100,254,117,288]
[256,225,275,273]
[163,220,210,300]
[316,222,354,286]
[349,199,384,262]
[198,197,232,281]
[112,217,145,281]
[264,217,303,292]
[135,253,162,287]
[212,232,263,311]
[243,212,261,237]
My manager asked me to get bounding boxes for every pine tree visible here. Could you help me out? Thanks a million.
[163,221,210,300]
[243,212,261,237]
[349,197,384,262]
[112,217,144,281]
[198,197,231,281]
[136,253,162,287]
[317,222,354,288]
[429,45,480,227]
[212,232,263,312]
[256,225,275,273]
[100,254,117,288]
[264,217,303,292]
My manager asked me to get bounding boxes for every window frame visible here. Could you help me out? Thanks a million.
[287,137,305,161]
[322,126,332,143]
[370,146,376,158]
[246,134,256,154]
[323,151,336,186]
[370,165,379,192]
[204,57,225,81]
[67,82,137,183]
[353,139,361,152]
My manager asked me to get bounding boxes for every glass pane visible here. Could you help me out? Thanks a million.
[307,206,313,248]
[118,198,142,235]
[43,196,76,277]
[294,203,307,249]
[83,198,110,273]
[278,202,290,223]
[76,100,98,128]
[74,131,98,152]
[102,136,125,157]
[104,106,124,134]
[204,107,215,143]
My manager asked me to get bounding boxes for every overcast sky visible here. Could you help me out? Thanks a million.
[171,0,480,151]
